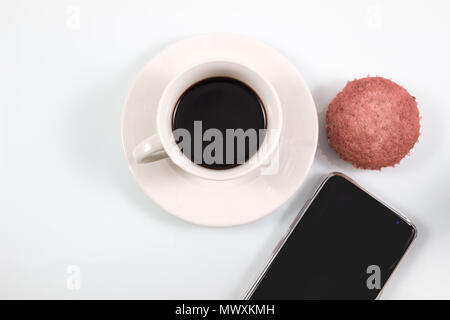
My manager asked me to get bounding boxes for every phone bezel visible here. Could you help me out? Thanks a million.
[242,171,418,300]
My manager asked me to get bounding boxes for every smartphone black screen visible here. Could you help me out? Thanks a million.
[250,174,416,300]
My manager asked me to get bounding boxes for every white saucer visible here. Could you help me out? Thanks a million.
[121,33,318,227]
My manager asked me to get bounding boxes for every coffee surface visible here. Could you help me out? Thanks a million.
[172,77,266,169]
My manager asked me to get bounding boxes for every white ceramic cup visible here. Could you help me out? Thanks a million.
[133,60,282,181]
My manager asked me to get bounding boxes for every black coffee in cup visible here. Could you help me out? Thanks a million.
[172,77,266,169]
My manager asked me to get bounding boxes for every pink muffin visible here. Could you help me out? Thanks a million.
[326,76,420,170]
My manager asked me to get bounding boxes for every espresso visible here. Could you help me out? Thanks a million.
[172,77,266,169]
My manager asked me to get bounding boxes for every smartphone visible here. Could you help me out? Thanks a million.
[245,172,417,300]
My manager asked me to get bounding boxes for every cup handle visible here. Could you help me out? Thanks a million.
[133,135,167,163]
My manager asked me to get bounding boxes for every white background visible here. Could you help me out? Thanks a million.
[1,0,449,299]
